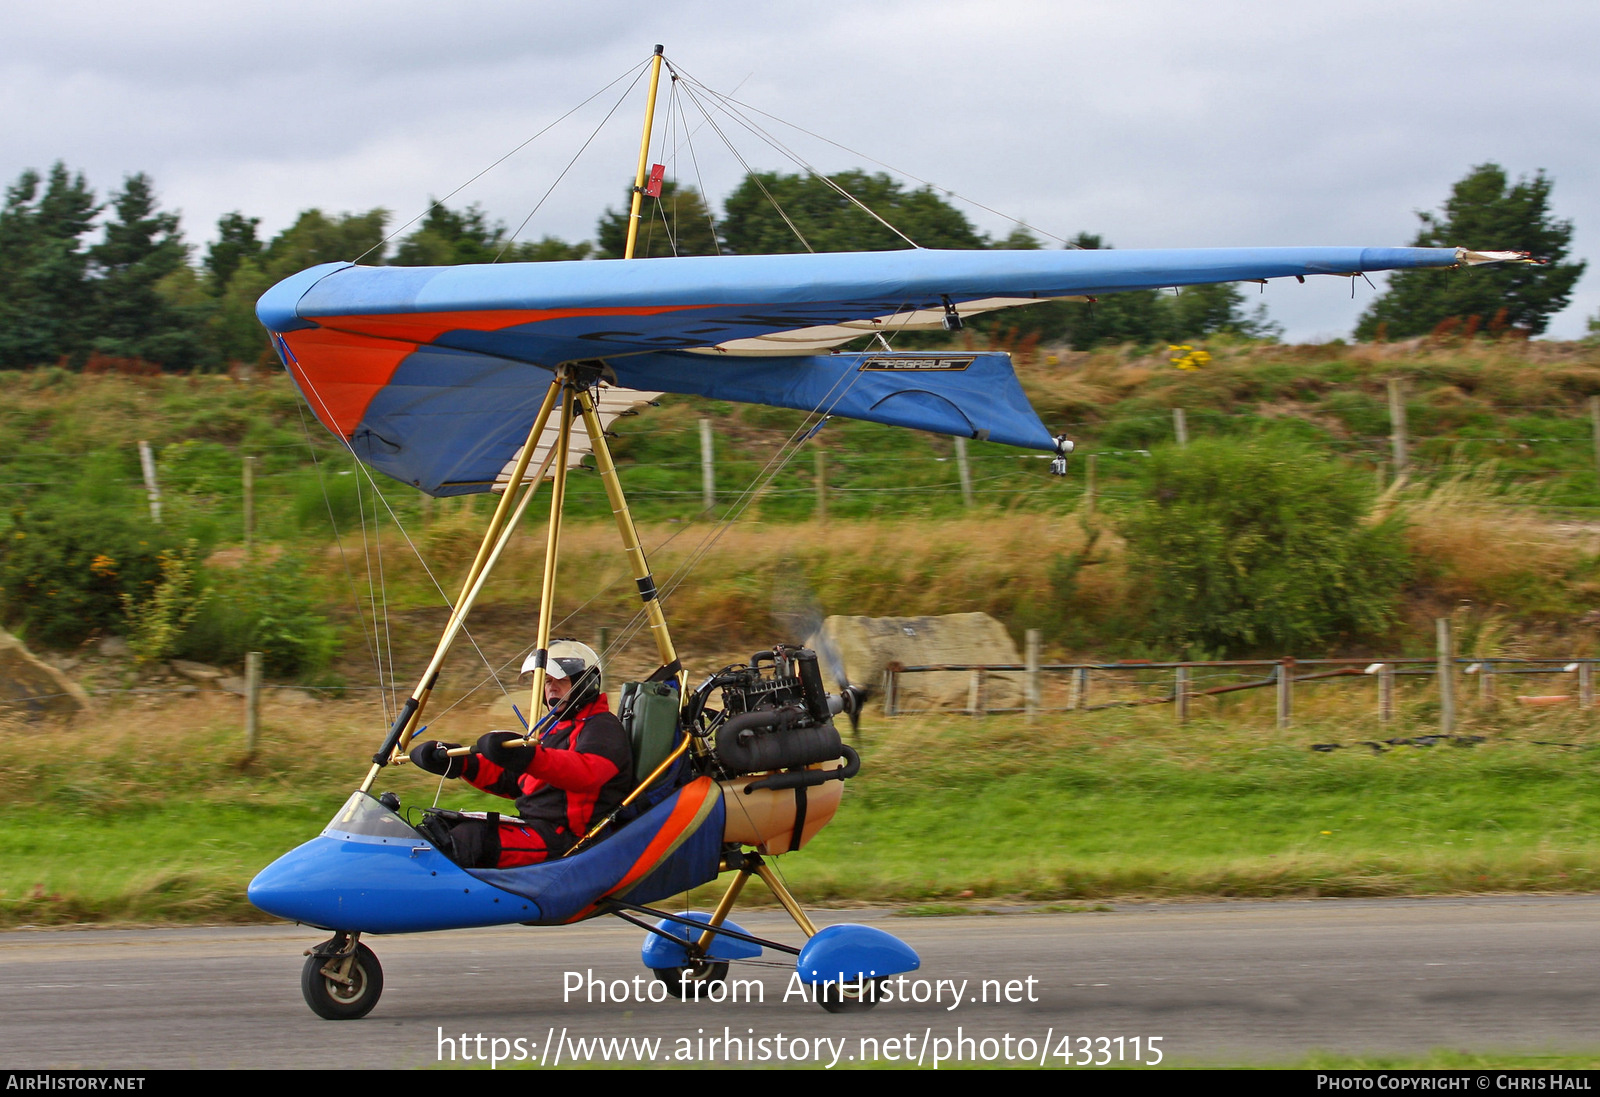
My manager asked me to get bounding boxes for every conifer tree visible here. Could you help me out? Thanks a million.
[1356,164,1585,339]
[0,164,98,368]
[90,173,207,369]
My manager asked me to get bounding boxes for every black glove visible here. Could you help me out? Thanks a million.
[408,740,464,779]
[477,730,538,772]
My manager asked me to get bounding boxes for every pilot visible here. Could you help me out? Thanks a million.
[407,639,633,868]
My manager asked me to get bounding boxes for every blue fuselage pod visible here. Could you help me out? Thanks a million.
[248,792,538,933]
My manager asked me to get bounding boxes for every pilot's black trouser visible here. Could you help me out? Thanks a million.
[420,812,567,869]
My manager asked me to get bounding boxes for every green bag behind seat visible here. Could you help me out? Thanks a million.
[619,680,680,784]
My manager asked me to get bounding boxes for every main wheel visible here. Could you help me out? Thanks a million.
[301,942,384,1020]
[651,960,729,999]
[819,977,883,1014]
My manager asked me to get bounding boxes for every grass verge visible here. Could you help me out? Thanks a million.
[2,696,1598,925]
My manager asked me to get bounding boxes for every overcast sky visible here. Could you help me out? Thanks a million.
[4,0,1595,341]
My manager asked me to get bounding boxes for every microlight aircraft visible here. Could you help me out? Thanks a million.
[247,47,1526,1020]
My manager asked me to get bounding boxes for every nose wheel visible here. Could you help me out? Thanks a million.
[301,934,384,1020]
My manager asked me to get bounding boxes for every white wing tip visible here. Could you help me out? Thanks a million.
[1457,248,1538,266]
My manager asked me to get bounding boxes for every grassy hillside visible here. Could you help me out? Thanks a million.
[2,338,1600,688]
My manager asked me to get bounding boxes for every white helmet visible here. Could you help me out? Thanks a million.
[521,639,600,681]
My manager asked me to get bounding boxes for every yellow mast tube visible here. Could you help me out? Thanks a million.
[525,380,577,721]
[576,388,679,671]
[622,45,666,262]
[401,442,563,765]
[359,379,562,791]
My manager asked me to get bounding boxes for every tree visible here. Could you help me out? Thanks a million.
[1356,164,1585,339]
[596,181,719,259]
[720,170,984,254]
[515,235,593,262]
[393,202,502,266]
[262,207,389,279]
[0,163,99,368]
[393,201,593,265]
[204,211,262,293]
[991,225,1045,250]
[999,233,1280,349]
[89,173,208,370]
[207,257,272,365]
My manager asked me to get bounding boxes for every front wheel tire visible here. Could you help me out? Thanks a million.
[302,942,384,1020]
[819,977,883,1014]
[651,961,729,999]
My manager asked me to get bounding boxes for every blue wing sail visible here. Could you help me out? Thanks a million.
[258,246,1469,493]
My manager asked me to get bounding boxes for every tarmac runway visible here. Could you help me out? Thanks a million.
[1,895,1596,1069]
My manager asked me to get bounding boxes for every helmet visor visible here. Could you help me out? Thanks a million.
[519,652,590,680]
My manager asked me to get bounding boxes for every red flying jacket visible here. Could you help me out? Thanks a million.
[461,694,634,850]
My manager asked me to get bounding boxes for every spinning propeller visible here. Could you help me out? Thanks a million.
[773,580,870,737]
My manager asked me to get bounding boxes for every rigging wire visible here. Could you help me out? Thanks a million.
[278,49,1056,723]
[277,340,515,714]
[674,76,725,256]
[668,76,813,253]
[349,439,390,725]
[351,57,652,265]
[417,513,711,725]
[677,76,1077,248]
[495,62,653,261]
[293,399,385,707]
[596,369,872,672]
[669,61,919,250]
[372,473,399,717]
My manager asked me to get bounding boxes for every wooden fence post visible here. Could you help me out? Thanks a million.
[1276,657,1294,729]
[1174,664,1190,724]
[1590,396,1600,494]
[1025,629,1040,723]
[954,436,974,508]
[1378,663,1395,723]
[1479,659,1495,704]
[1069,666,1089,710]
[882,668,898,717]
[1173,407,1189,447]
[1580,662,1594,709]
[1388,378,1409,475]
[814,448,827,523]
[699,417,715,511]
[138,440,162,524]
[967,668,986,715]
[1437,617,1455,734]
[243,454,256,559]
[245,651,262,754]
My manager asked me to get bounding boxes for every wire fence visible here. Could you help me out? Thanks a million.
[882,652,1600,732]
[11,386,1600,532]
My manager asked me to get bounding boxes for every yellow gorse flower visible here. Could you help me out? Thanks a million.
[1167,345,1212,371]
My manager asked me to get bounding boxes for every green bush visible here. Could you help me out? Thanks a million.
[1118,435,1409,655]
[0,505,173,646]
[176,555,337,678]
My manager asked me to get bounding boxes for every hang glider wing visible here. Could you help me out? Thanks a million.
[259,246,1476,496]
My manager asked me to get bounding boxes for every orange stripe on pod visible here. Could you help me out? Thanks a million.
[564,777,720,923]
